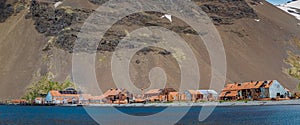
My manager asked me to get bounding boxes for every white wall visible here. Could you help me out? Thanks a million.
[269,80,288,98]
[35,99,42,104]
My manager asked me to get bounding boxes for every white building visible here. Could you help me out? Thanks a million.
[34,97,43,104]
[266,80,290,98]
[198,90,218,101]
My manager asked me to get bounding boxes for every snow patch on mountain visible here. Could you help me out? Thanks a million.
[277,0,300,20]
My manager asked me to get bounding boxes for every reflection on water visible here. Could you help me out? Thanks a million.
[1,105,300,125]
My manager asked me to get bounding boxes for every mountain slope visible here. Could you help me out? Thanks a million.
[218,1,300,90]
[0,11,46,99]
[0,0,300,99]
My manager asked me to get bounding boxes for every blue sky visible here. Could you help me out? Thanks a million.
[266,0,290,5]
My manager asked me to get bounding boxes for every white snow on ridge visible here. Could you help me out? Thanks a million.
[161,14,172,22]
[276,0,300,20]
[285,0,300,8]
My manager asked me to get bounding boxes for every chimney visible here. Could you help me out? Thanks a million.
[141,88,144,99]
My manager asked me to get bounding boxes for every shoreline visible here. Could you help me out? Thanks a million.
[4,99,300,107]
[85,99,300,107]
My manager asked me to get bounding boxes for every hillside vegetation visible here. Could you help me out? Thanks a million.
[284,38,300,90]
[23,73,76,100]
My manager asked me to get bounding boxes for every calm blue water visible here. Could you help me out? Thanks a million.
[1,105,300,125]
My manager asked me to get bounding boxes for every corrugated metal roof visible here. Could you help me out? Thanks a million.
[223,80,274,91]
[145,89,163,94]
[50,90,79,97]
[220,91,238,97]
[186,90,201,95]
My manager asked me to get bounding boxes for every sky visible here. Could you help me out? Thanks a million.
[266,0,290,5]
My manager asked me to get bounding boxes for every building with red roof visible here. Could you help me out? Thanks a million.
[219,80,291,100]
[45,89,79,104]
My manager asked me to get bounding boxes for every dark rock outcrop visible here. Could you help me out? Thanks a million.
[88,0,108,5]
[97,12,198,53]
[88,0,259,25]
[193,0,258,25]
[0,0,25,23]
[27,0,259,53]
[26,0,93,53]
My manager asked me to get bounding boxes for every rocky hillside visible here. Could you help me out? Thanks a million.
[0,0,300,99]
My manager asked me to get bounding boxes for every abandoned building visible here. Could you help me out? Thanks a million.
[219,80,291,100]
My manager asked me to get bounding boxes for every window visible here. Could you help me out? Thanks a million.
[277,93,280,97]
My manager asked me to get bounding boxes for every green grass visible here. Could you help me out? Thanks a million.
[284,37,300,91]
[285,51,300,79]
[22,73,77,101]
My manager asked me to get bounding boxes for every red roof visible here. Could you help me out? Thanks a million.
[102,88,127,98]
[219,80,281,98]
[222,81,273,91]
[91,95,105,100]
[186,90,201,95]
[50,90,61,96]
[145,89,163,95]
[11,99,27,103]
[264,81,274,88]
[220,91,238,97]
[35,97,42,100]
[169,92,179,96]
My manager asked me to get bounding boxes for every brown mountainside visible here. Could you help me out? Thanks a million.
[0,0,300,99]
